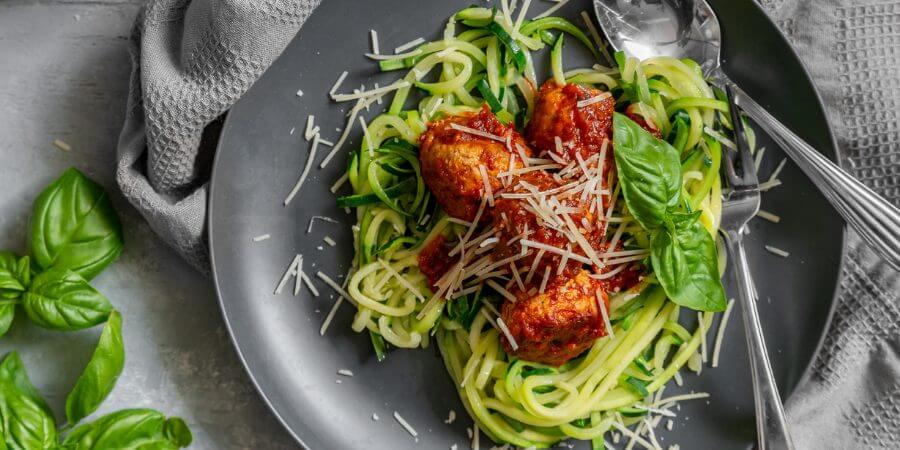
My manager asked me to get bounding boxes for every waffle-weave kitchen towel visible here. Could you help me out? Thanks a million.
[116,0,320,272]
[760,1,900,448]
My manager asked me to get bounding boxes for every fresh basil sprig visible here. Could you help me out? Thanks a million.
[0,252,30,298]
[0,252,29,337]
[66,310,125,424]
[22,268,112,331]
[61,409,192,449]
[29,168,124,281]
[0,168,192,447]
[0,352,58,449]
[650,213,727,311]
[613,113,727,312]
[612,112,682,230]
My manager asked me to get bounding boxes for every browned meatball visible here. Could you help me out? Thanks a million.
[526,81,615,161]
[492,171,603,283]
[500,269,610,366]
[420,106,532,222]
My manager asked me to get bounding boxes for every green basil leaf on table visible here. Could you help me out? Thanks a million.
[0,304,15,338]
[0,252,29,298]
[22,268,112,331]
[650,217,727,312]
[61,409,191,449]
[612,113,683,230]
[29,168,124,281]
[66,310,125,425]
[0,352,57,449]
[162,417,193,447]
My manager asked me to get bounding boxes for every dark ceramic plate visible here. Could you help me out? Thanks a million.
[209,1,844,448]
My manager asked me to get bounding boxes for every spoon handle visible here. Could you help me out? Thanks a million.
[723,77,900,270]
[723,230,796,450]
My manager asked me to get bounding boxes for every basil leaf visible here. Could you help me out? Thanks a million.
[0,352,57,449]
[0,252,29,298]
[29,168,124,281]
[650,217,727,312]
[612,113,682,230]
[66,310,125,424]
[162,417,192,447]
[22,268,112,331]
[0,303,14,339]
[61,409,191,449]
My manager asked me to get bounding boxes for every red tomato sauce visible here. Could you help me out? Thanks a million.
[417,235,454,288]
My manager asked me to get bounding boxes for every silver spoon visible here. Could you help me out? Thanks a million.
[592,0,900,272]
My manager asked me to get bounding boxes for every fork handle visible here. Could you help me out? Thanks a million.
[723,230,796,450]
[724,77,900,270]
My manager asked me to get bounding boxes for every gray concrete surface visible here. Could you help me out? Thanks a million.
[0,1,296,448]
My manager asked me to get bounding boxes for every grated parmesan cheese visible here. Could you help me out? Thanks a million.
[329,71,349,96]
[337,369,354,377]
[251,234,271,242]
[394,37,425,53]
[769,158,788,182]
[307,215,340,233]
[712,299,735,368]
[754,146,766,170]
[486,279,517,303]
[274,254,302,295]
[534,0,571,19]
[52,139,71,152]
[330,173,349,193]
[449,123,506,142]
[332,80,411,102]
[764,245,790,258]
[759,179,782,192]
[756,209,781,223]
[394,411,418,438]
[299,270,319,297]
[576,91,612,108]
[284,135,320,205]
[596,289,615,339]
[479,165,495,206]
[703,126,736,150]
[495,317,519,351]
[370,29,380,54]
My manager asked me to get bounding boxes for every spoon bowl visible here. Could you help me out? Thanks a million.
[594,0,720,73]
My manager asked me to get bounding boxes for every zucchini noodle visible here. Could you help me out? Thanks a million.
[329,3,745,447]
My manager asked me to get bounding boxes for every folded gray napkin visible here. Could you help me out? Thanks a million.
[761,1,900,448]
[115,0,900,447]
[116,0,320,272]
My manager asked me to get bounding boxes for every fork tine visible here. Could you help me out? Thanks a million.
[726,85,759,187]
[721,137,741,188]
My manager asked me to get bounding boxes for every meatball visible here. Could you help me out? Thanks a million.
[500,269,610,366]
[420,106,532,222]
[492,171,604,284]
[526,81,615,161]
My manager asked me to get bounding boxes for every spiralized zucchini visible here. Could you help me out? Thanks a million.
[333,3,742,447]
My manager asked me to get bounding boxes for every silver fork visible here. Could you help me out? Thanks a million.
[720,86,795,450]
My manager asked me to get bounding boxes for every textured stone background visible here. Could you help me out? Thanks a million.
[0,1,295,448]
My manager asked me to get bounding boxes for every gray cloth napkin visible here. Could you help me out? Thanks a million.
[116,0,319,272]
[760,1,900,448]
[115,0,900,447]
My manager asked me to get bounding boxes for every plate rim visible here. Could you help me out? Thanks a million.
[208,1,847,447]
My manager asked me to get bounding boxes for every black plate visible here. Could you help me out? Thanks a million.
[209,1,844,448]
